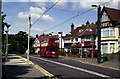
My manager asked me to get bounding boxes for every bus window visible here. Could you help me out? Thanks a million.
[46,46,59,52]
[49,39,59,43]
[41,48,44,51]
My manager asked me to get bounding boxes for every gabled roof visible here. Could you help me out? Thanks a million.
[64,21,98,38]
[103,7,120,21]
[71,22,98,37]
[64,34,72,38]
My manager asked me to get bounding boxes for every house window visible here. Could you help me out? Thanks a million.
[71,38,73,41]
[101,27,115,37]
[64,37,70,41]
[40,48,44,51]
[101,28,109,37]
[86,37,90,41]
[86,29,89,31]
[109,27,115,36]
[79,29,83,32]
[110,43,115,53]
[81,37,84,41]
[101,12,108,22]
[75,38,78,41]
[102,44,108,53]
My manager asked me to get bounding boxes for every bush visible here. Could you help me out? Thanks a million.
[71,47,79,54]
[103,53,109,61]
[111,51,120,55]
[66,49,70,54]
[30,46,35,54]
[59,50,65,55]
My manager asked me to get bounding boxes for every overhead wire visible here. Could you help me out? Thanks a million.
[31,0,61,26]
[42,8,95,33]
[41,0,113,33]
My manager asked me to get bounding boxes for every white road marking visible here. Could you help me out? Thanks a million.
[30,56,110,78]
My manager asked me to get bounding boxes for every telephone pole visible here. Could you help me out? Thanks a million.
[97,6,101,63]
[27,15,31,65]
[0,0,2,79]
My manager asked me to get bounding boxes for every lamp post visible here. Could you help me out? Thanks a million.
[5,24,10,61]
[92,5,101,63]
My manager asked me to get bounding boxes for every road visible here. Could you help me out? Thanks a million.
[23,55,120,78]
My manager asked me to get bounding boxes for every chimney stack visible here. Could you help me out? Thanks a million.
[36,34,38,38]
[71,23,74,33]
[86,21,90,27]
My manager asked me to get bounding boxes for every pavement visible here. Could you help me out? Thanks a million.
[2,54,120,79]
[2,54,49,79]
[60,56,120,71]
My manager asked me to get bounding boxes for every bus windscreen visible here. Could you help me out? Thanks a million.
[46,46,59,52]
[49,39,59,43]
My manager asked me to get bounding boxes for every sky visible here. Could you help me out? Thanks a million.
[2,0,120,37]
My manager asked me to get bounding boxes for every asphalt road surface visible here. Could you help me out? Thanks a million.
[23,55,120,78]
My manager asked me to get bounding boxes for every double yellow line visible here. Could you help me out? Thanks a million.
[21,56,58,79]
[29,61,54,77]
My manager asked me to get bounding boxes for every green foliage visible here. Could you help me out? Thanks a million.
[66,49,70,54]
[8,31,35,55]
[103,53,109,61]
[2,12,6,22]
[30,46,35,54]
[70,46,79,54]
[59,50,65,55]
[111,51,120,55]
[2,12,10,54]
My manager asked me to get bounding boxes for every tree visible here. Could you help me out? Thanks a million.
[2,12,11,54]
[8,31,35,54]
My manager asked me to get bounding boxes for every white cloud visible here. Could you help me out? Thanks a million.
[30,7,46,14]
[35,2,46,7]
[31,27,42,31]
[52,0,68,9]
[71,0,119,10]
[17,6,55,22]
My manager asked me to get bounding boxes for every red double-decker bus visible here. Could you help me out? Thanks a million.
[39,37,59,57]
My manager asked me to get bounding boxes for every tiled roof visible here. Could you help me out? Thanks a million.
[71,22,98,37]
[104,7,120,21]
[64,34,72,38]
[71,43,77,46]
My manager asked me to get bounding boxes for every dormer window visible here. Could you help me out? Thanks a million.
[79,29,83,32]
[86,29,89,31]
[101,12,108,22]
[89,28,92,31]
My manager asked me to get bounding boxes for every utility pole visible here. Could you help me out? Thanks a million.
[0,0,2,79]
[27,15,31,65]
[5,24,10,61]
[91,5,101,63]
[97,6,101,63]
[5,30,8,60]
